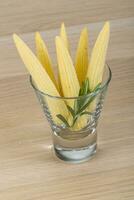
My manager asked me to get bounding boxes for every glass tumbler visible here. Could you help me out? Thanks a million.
[30,65,112,163]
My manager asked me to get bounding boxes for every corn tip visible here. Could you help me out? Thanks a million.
[61,22,65,29]
[82,27,88,34]
[13,33,20,43]
[35,31,40,38]
[103,21,110,33]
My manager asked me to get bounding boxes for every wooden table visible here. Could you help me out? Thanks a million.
[0,1,134,199]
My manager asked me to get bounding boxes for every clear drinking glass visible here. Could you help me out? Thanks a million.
[30,65,112,163]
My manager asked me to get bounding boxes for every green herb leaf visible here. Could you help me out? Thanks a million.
[57,80,101,128]
[77,83,101,114]
[79,78,90,96]
[80,111,92,116]
[72,116,78,126]
[66,105,75,117]
[74,100,79,114]
[93,83,101,92]
[84,78,90,94]
[76,94,95,114]
[56,114,70,127]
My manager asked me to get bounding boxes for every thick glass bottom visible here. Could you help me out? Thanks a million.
[54,143,97,163]
[52,127,97,163]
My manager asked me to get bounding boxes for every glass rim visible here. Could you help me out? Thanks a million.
[30,64,112,100]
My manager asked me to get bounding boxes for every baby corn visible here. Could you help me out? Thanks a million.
[60,23,69,51]
[58,23,70,95]
[75,27,89,85]
[56,36,88,130]
[13,34,69,124]
[86,22,110,112]
[55,36,80,100]
[35,32,58,89]
[87,22,110,91]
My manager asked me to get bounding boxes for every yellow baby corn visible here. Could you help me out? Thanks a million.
[35,32,58,89]
[87,22,110,113]
[87,22,110,91]
[56,36,88,130]
[13,34,69,124]
[57,73,63,96]
[60,23,69,50]
[71,115,88,131]
[75,27,89,85]
[58,23,70,95]
[55,36,80,100]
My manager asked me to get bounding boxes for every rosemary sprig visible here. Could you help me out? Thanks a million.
[56,114,70,127]
[56,79,101,127]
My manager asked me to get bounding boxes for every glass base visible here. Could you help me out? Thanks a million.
[54,143,97,163]
[52,127,97,163]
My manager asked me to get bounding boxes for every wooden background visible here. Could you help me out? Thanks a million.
[0,0,134,199]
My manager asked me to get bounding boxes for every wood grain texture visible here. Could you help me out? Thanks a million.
[0,0,134,36]
[0,1,134,199]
